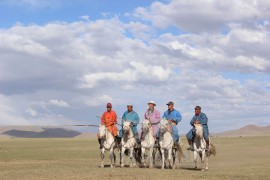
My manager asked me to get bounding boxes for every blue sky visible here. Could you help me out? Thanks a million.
[0,0,270,133]
[0,0,160,27]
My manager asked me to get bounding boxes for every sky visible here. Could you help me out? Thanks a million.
[0,0,270,133]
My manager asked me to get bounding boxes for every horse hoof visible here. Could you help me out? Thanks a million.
[172,165,176,169]
[110,165,114,168]
[121,164,124,168]
[100,165,104,168]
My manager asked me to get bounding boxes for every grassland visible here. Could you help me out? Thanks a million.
[0,136,270,180]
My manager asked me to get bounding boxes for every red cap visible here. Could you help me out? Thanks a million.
[107,103,112,108]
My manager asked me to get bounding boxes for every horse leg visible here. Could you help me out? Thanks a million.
[168,148,173,169]
[130,148,134,168]
[121,148,125,168]
[149,147,153,168]
[153,148,156,167]
[201,150,206,171]
[172,149,176,169]
[194,151,198,169]
[205,155,209,171]
[141,147,146,167]
[100,148,105,168]
[161,149,165,169]
[109,148,114,168]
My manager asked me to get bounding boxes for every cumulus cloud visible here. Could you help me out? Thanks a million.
[134,0,270,33]
[49,99,69,107]
[0,0,269,132]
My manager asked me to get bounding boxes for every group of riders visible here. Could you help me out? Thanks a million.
[97,101,210,152]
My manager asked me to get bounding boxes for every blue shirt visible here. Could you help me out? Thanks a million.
[190,112,208,127]
[122,110,140,126]
[162,109,182,125]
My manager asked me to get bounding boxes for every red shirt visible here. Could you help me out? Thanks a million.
[101,110,117,126]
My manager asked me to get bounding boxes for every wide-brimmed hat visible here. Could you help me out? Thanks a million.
[147,100,156,106]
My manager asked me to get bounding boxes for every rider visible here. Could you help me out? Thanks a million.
[97,103,119,149]
[157,101,182,145]
[186,106,210,151]
[144,100,161,145]
[119,104,140,145]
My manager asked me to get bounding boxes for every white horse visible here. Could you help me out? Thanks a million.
[141,119,156,168]
[159,119,180,169]
[193,124,216,171]
[120,121,140,168]
[98,124,116,168]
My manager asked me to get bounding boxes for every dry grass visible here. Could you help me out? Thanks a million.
[0,136,270,180]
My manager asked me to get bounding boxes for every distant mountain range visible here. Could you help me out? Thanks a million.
[0,124,270,138]
[213,125,270,137]
[0,126,81,138]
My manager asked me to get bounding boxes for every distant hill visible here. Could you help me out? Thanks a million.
[215,125,270,137]
[0,126,81,138]
[74,132,97,139]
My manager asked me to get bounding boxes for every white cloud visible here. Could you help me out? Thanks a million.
[49,99,69,107]
[25,107,38,117]
[0,1,270,131]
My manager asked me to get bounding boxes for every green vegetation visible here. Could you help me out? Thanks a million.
[0,136,269,179]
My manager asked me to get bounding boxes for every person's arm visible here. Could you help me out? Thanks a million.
[101,112,106,125]
[162,111,166,119]
[144,111,148,120]
[121,112,126,125]
[132,112,139,126]
[200,113,208,125]
[156,110,161,123]
[190,116,195,126]
[174,111,182,124]
[113,111,117,125]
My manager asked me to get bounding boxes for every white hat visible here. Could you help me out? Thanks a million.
[127,104,133,107]
[148,100,156,106]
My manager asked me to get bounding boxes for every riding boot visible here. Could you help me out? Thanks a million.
[205,140,210,151]
[187,139,194,151]
[136,139,141,148]
[154,139,159,148]
[116,136,121,148]
[98,138,104,149]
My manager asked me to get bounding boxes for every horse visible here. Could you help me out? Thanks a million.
[159,119,181,169]
[120,121,141,168]
[98,124,116,168]
[140,119,156,168]
[193,124,216,171]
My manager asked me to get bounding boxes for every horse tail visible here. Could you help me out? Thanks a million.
[208,143,216,157]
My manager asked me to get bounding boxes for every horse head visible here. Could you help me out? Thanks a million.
[194,124,203,139]
[123,121,132,135]
[142,119,150,133]
[159,119,169,134]
[99,124,107,138]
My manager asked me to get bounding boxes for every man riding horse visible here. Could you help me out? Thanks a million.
[97,103,119,149]
[186,106,210,151]
[119,104,140,145]
[157,101,182,146]
[144,100,161,142]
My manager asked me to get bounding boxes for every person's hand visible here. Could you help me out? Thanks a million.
[194,120,200,124]
[170,120,176,125]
